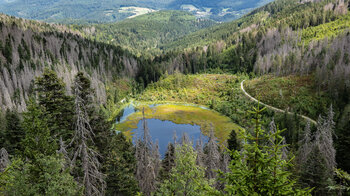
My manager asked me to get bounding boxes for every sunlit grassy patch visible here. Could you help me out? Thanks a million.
[115,104,240,144]
[245,74,330,119]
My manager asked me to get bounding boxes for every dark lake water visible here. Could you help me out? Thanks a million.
[117,104,208,157]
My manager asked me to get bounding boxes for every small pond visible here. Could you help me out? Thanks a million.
[132,119,208,156]
[115,103,239,157]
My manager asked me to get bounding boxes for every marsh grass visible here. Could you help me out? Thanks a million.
[115,104,240,143]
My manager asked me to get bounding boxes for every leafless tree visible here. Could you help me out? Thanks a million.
[314,105,336,172]
[135,108,160,196]
[0,148,10,172]
[57,136,71,169]
[195,136,205,167]
[70,79,105,196]
[205,129,221,180]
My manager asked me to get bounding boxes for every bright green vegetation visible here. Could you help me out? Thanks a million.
[102,78,135,121]
[221,106,311,195]
[245,75,331,119]
[302,13,350,45]
[115,104,240,143]
[137,73,256,127]
[74,11,216,56]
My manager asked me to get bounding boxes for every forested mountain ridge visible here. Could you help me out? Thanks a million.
[0,0,350,195]
[0,13,142,112]
[0,0,273,23]
[150,0,350,100]
[72,11,217,57]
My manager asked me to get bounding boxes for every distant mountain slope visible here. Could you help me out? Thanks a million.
[0,13,142,111]
[73,11,216,56]
[0,0,273,23]
[161,0,350,51]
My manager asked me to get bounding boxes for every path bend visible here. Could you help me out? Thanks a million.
[240,80,317,125]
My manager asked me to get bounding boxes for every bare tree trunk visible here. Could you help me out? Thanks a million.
[70,80,106,196]
[0,148,10,172]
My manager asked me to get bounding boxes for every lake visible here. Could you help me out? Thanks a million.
[115,103,239,157]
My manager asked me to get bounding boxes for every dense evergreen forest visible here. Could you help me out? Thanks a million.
[71,11,217,57]
[1,0,350,195]
[0,0,272,23]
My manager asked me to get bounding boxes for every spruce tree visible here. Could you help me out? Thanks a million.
[157,143,216,196]
[1,110,24,155]
[227,129,239,151]
[21,99,57,159]
[159,142,175,181]
[220,105,311,195]
[1,156,79,195]
[298,106,337,195]
[105,133,139,196]
[35,68,74,141]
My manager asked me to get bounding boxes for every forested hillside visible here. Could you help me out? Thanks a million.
[73,11,216,56]
[0,0,272,23]
[0,14,142,112]
[0,0,350,195]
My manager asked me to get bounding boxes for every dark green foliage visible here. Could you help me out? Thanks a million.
[35,68,74,141]
[227,130,239,151]
[0,0,270,24]
[0,110,24,155]
[157,143,216,195]
[329,169,350,195]
[3,37,12,63]
[0,40,3,51]
[300,146,332,195]
[105,133,139,196]
[21,99,57,159]
[336,104,350,173]
[76,11,216,56]
[18,38,30,62]
[159,143,176,181]
[220,105,311,195]
[1,156,80,195]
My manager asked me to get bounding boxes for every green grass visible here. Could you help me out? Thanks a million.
[115,104,240,144]
[135,73,258,130]
[245,74,331,119]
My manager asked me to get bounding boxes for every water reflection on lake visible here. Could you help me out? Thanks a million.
[132,119,208,157]
[117,104,209,157]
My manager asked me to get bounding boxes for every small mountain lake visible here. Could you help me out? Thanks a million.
[115,103,240,156]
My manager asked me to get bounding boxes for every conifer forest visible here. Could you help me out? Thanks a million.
[0,0,350,195]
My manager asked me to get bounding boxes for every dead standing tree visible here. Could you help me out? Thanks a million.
[70,76,106,196]
[135,108,160,196]
[0,148,10,172]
